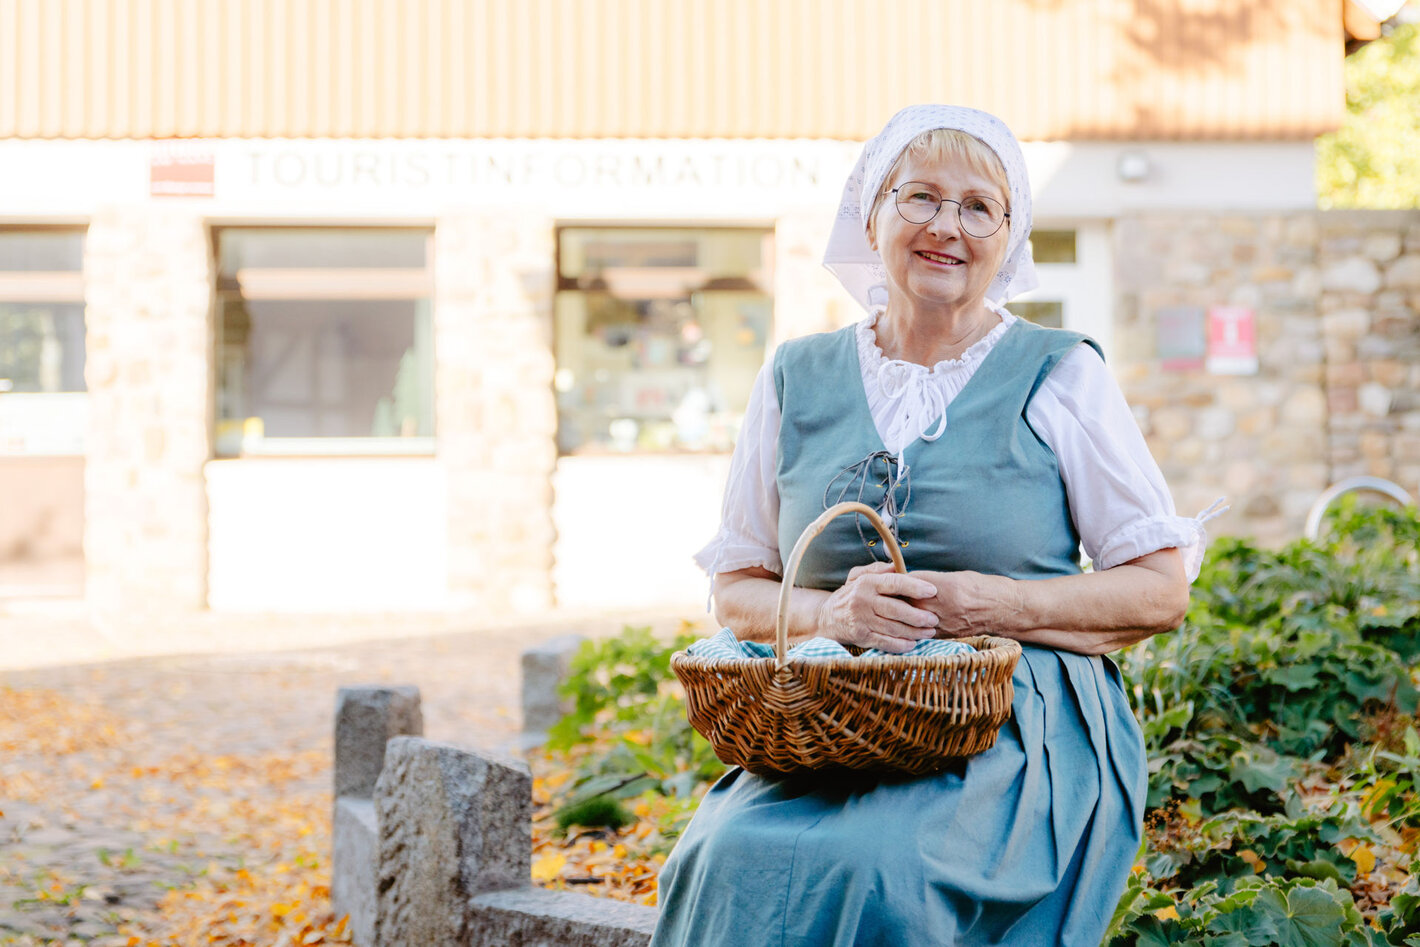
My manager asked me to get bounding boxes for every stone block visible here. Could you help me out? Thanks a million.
[469,888,659,946]
[1329,387,1360,416]
[1385,254,1420,290]
[332,798,379,947]
[1359,335,1401,360]
[1322,308,1371,339]
[374,736,533,947]
[521,634,587,744]
[1360,383,1394,418]
[1364,232,1404,263]
[1361,430,1393,460]
[1368,363,1414,391]
[1321,258,1382,294]
[335,686,423,800]
[1151,407,1193,442]
[1196,407,1236,441]
[1280,387,1326,427]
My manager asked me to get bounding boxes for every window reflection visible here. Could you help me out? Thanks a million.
[0,229,86,394]
[554,228,772,454]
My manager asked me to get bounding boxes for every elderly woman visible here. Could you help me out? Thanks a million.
[650,106,1220,947]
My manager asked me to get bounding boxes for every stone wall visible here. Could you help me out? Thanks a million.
[1114,209,1420,545]
[83,207,213,617]
[1316,212,1420,495]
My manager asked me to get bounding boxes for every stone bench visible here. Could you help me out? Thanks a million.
[332,684,659,947]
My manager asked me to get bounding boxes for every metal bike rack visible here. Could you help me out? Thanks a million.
[1303,475,1416,540]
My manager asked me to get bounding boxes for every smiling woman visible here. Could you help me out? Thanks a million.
[651,105,1214,947]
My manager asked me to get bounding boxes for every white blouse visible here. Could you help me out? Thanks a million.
[695,311,1222,587]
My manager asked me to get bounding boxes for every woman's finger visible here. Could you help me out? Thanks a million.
[862,572,938,600]
[864,631,917,654]
[846,560,897,582]
[872,597,939,632]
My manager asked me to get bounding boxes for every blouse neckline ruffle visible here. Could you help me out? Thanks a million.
[856,307,1016,380]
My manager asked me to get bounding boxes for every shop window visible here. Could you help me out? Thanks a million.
[1029,230,1077,264]
[554,227,772,454]
[214,228,434,456]
[1013,301,1064,329]
[0,230,87,394]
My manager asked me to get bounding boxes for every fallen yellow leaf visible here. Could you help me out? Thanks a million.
[531,854,567,882]
[1153,905,1180,921]
[1351,843,1377,876]
[1238,849,1266,874]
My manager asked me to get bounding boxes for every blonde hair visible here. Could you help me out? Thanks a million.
[866,128,1010,241]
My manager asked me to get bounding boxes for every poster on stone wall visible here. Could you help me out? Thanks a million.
[1155,306,1206,371]
[1206,305,1259,375]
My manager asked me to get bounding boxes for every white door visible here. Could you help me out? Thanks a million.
[1009,222,1114,363]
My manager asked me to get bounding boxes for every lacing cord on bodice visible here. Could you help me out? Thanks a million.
[822,450,913,561]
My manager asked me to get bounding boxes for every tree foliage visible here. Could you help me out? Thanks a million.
[1317,21,1420,208]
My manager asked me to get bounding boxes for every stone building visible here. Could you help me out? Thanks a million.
[0,0,1413,624]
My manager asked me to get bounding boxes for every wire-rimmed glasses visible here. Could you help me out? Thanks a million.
[890,182,1010,237]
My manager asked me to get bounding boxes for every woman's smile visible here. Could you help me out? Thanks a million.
[915,249,965,266]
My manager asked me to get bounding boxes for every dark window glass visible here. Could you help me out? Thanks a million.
[0,231,85,272]
[218,229,427,272]
[1013,301,1064,329]
[1029,230,1077,264]
[214,229,434,455]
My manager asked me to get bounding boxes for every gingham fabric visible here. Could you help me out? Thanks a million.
[686,626,976,661]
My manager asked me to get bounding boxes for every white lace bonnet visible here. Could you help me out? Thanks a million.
[822,104,1040,313]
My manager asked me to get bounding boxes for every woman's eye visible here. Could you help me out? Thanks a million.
[906,190,938,203]
[962,198,990,213]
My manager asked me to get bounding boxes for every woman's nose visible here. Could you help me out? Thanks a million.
[926,203,962,238]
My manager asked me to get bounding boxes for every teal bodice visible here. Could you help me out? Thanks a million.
[773,319,1101,589]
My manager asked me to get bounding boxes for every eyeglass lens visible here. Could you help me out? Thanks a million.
[894,183,1006,237]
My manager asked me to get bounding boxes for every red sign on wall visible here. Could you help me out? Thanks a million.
[1206,305,1258,375]
[150,143,215,197]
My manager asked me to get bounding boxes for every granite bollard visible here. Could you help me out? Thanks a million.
[373,736,533,945]
[332,685,423,947]
[334,685,424,799]
[521,634,587,747]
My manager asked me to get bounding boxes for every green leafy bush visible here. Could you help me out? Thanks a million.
[1112,501,1420,945]
[544,623,726,837]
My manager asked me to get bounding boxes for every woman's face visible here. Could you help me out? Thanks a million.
[869,151,1010,317]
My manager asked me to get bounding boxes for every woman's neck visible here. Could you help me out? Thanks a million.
[873,300,1001,366]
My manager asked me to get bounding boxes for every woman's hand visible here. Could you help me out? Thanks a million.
[904,549,1189,655]
[814,561,939,653]
[908,569,1022,638]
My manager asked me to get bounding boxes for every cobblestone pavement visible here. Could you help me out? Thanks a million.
[0,608,696,945]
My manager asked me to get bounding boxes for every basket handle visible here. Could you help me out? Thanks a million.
[774,501,906,661]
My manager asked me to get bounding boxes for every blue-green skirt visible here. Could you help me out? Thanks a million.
[651,645,1146,947]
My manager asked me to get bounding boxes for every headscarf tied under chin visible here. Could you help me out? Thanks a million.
[822,104,1040,314]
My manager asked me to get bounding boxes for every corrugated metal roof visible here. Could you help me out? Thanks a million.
[0,0,1345,141]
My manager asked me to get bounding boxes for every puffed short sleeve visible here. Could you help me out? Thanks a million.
[693,364,784,578]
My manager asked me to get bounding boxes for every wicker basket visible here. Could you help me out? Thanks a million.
[671,501,1021,777]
